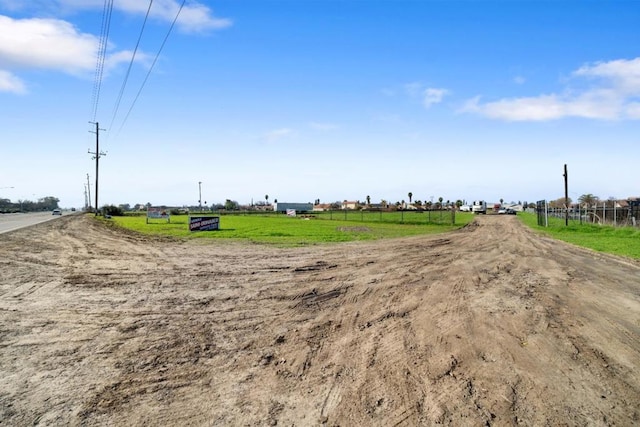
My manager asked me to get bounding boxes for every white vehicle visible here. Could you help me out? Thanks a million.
[472,200,487,214]
[459,205,472,212]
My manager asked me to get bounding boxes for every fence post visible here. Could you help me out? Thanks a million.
[545,201,548,227]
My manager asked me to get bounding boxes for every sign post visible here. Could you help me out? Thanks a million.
[147,207,170,224]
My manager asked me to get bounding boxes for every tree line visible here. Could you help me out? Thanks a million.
[547,193,634,209]
[0,196,60,213]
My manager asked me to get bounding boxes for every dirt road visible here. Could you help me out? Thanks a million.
[1,215,639,426]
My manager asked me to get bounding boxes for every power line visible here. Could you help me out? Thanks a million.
[108,0,154,132]
[115,0,187,137]
[90,0,114,122]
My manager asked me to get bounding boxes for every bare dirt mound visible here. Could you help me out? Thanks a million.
[1,214,639,425]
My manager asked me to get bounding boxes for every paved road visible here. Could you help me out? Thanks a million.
[0,212,65,235]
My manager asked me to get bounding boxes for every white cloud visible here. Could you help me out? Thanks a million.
[573,57,640,92]
[513,75,526,85]
[462,95,569,121]
[113,0,232,33]
[0,16,97,74]
[0,1,230,90]
[0,69,25,93]
[423,88,448,108]
[404,82,448,108]
[462,57,640,121]
[264,128,294,142]
[0,15,145,90]
[51,0,232,33]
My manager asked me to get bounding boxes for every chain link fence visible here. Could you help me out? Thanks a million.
[536,200,640,227]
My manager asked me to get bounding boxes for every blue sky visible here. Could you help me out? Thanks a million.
[1,0,639,208]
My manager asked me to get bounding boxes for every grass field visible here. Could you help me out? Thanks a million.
[519,212,640,259]
[107,212,475,246]
[104,211,640,258]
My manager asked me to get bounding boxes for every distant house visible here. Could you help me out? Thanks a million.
[364,203,386,210]
[341,200,360,210]
[616,200,630,209]
[273,202,313,213]
[403,203,419,210]
[312,203,332,212]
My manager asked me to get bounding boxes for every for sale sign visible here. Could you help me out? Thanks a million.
[189,216,220,231]
[147,207,170,223]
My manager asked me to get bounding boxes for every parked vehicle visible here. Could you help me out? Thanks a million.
[472,200,487,214]
[498,208,507,214]
[52,209,62,215]
[459,205,472,212]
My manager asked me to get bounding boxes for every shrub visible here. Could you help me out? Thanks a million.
[102,205,124,216]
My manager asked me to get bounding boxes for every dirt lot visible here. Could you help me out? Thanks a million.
[1,214,639,426]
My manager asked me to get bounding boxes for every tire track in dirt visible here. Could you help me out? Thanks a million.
[1,214,639,425]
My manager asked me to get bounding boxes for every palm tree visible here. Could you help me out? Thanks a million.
[578,193,598,208]
[366,195,371,205]
[438,196,443,210]
[500,198,504,206]
[265,194,269,205]
[408,192,413,204]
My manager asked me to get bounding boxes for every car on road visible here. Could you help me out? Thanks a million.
[52,209,62,215]
[498,207,516,215]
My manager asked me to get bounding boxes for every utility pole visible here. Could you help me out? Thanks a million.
[86,174,92,211]
[563,164,569,226]
[198,181,202,212]
[83,184,88,210]
[88,122,106,216]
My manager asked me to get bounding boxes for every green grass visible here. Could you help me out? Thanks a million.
[519,212,640,259]
[106,212,474,247]
[312,209,465,225]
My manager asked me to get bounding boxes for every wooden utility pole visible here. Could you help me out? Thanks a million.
[88,122,106,216]
[86,173,92,211]
[563,164,569,226]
